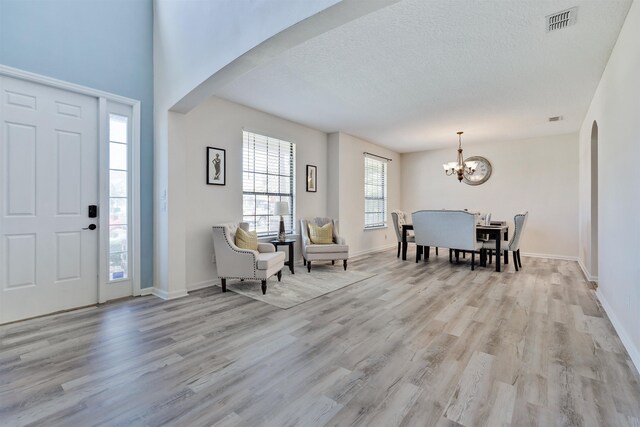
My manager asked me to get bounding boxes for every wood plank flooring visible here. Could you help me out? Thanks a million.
[1,249,639,426]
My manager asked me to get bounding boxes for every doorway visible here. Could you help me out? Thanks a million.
[0,69,140,323]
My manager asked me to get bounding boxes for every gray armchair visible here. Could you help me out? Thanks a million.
[300,217,349,272]
[212,222,285,294]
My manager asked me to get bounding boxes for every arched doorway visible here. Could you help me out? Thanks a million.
[590,121,598,281]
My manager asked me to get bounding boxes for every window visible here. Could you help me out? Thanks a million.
[243,131,295,237]
[108,114,129,281]
[364,155,387,228]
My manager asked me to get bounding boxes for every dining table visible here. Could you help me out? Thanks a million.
[402,223,510,272]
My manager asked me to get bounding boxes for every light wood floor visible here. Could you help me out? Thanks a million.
[1,249,640,426]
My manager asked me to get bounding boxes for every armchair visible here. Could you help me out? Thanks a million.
[211,222,285,294]
[300,217,349,272]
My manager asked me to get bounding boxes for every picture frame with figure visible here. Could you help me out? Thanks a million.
[306,164,317,192]
[207,147,226,185]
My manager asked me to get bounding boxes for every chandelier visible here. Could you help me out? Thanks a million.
[442,131,477,182]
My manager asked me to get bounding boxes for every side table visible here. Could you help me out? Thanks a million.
[270,239,295,274]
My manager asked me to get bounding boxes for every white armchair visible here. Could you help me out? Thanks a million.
[212,222,285,294]
[300,217,349,272]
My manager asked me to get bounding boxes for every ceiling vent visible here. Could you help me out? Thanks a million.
[546,7,577,32]
[548,116,563,122]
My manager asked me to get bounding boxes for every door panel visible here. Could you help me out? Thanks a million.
[0,76,98,323]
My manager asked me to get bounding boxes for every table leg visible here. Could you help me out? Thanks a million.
[496,235,501,272]
[289,244,295,274]
[402,227,408,261]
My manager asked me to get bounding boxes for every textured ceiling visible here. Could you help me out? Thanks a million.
[215,0,632,152]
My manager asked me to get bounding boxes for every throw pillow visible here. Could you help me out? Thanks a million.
[309,222,333,244]
[235,227,258,250]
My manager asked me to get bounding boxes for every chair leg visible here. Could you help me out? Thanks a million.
[449,249,453,263]
[307,261,312,273]
[504,250,509,264]
[488,250,493,264]
[416,245,422,263]
[303,258,307,266]
[343,259,348,271]
[463,252,466,259]
[513,252,519,271]
[436,247,439,256]
[332,260,335,265]
[261,280,267,295]
[397,242,401,258]
[455,250,460,264]
[426,246,430,260]
[221,278,227,293]
[471,252,475,271]
[517,249,522,268]
[277,270,282,281]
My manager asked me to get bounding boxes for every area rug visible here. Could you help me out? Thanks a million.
[216,264,376,309]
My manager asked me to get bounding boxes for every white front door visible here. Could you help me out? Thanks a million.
[0,76,99,323]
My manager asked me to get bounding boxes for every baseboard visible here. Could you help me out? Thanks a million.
[596,289,640,374]
[140,287,153,296]
[350,243,397,258]
[520,252,578,261]
[151,287,189,300]
[187,280,216,292]
[577,258,598,282]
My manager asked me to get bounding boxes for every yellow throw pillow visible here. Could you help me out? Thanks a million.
[309,222,333,244]
[235,227,258,250]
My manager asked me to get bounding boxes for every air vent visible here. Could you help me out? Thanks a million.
[546,7,577,32]
[548,116,563,122]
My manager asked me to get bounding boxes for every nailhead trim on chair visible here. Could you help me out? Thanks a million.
[508,213,527,251]
[213,224,256,278]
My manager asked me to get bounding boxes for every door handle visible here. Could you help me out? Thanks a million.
[82,224,97,230]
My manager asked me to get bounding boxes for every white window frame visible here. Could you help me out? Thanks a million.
[99,101,140,302]
[364,154,388,229]
[242,130,296,237]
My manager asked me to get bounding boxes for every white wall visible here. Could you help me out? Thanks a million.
[401,134,579,258]
[579,0,640,369]
[152,0,341,297]
[182,97,328,290]
[329,132,401,256]
[151,0,400,297]
[153,0,341,109]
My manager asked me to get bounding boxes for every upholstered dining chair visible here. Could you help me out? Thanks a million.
[211,222,285,294]
[483,211,529,271]
[392,210,414,258]
[300,217,349,272]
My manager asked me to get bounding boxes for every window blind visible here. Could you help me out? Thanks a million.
[364,154,387,228]
[243,131,295,237]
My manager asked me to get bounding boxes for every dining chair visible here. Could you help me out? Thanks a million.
[392,210,414,258]
[483,212,529,271]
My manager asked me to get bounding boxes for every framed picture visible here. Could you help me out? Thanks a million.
[306,165,317,192]
[207,147,226,185]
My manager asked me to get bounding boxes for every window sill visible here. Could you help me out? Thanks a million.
[364,226,388,231]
